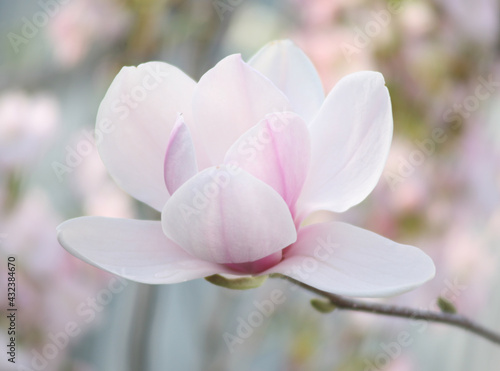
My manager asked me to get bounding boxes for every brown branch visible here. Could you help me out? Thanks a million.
[272,274,500,345]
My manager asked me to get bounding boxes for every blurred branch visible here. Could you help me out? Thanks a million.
[271,274,500,345]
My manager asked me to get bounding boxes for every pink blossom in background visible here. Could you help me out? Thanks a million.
[437,0,499,45]
[0,187,112,367]
[0,92,59,169]
[289,0,376,91]
[48,0,129,67]
[399,1,436,39]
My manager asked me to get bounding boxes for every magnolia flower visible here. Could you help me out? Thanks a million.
[57,40,435,297]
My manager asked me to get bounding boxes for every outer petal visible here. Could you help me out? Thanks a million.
[267,222,435,297]
[298,72,393,216]
[97,62,196,211]
[161,166,297,264]
[224,111,310,211]
[248,39,324,122]
[164,114,198,194]
[192,54,291,164]
[57,216,228,284]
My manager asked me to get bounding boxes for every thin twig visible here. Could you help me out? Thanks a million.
[272,274,500,345]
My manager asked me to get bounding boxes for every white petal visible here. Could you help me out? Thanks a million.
[192,54,291,164]
[249,39,324,122]
[224,111,310,211]
[161,166,297,264]
[298,72,393,215]
[268,222,435,297]
[97,62,196,211]
[57,216,227,284]
[164,115,198,194]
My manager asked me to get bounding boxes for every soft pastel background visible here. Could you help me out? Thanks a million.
[1,0,500,370]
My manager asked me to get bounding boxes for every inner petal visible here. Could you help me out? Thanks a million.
[161,166,297,264]
[192,54,291,164]
[163,114,198,194]
[224,111,311,215]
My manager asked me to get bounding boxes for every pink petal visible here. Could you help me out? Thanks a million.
[248,39,324,122]
[97,62,201,211]
[161,166,297,264]
[192,54,291,164]
[57,217,229,284]
[298,72,393,217]
[164,114,198,194]
[224,111,310,211]
[267,222,435,297]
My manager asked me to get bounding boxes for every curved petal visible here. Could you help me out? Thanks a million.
[224,111,310,211]
[192,54,291,164]
[298,72,393,216]
[57,216,228,284]
[161,166,297,264]
[267,222,435,297]
[97,62,196,211]
[164,114,198,194]
[248,39,324,122]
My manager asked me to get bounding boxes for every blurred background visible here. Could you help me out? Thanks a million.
[1,0,500,370]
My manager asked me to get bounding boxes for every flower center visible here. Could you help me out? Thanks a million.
[225,250,283,274]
